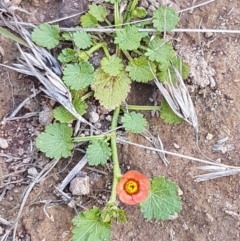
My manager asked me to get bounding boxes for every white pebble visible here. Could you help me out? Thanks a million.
[69,176,90,195]
[173,143,180,149]
[89,112,99,123]
[0,137,8,149]
[206,133,214,140]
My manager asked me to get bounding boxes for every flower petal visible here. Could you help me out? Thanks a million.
[123,170,145,180]
[138,178,150,191]
[118,189,137,205]
[132,189,149,203]
[116,176,129,195]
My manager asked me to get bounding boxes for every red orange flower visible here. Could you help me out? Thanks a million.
[116,170,150,205]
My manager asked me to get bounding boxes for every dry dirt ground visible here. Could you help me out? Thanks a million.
[1,0,240,241]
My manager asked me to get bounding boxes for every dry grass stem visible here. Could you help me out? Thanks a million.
[56,155,88,192]
[141,129,169,166]
[117,137,240,181]
[47,11,86,24]
[11,159,58,241]
[0,216,11,226]
[177,0,216,14]
[4,111,39,121]
[0,88,41,122]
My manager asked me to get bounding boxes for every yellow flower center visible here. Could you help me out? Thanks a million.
[125,180,139,194]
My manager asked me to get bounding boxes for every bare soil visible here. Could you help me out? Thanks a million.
[1,0,240,241]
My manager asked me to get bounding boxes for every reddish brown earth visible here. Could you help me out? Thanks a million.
[1,0,240,241]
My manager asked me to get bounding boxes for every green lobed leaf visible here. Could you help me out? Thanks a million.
[145,37,175,64]
[72,206,111,241]
[36,123,73,159]
[114,25,142,51]
[140,177,182,220]
[53,98,87,123]
[73,31,92,50]
[86,140,111,166]
[101,55,124,76]
[158,57,190,83]
[152,7,179,32]
[92,68,131,109]
[126,57,156,83]
[31,23,60,49]
[80,13,98,28]
[58,48,77,63]
[160,98,182,124]
[121,112,147,133]
[63,62,94,90]
[89,4,107,22]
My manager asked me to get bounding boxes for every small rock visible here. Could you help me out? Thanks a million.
[106,115,112,122]
[204,32,214,38]
[94,130,101,135]
[18,148,24,156]
[206,133,214,140]
[206,213,214,222]
[169,213,178,220]
[49,99,56,106]
[22,157,32,164]
[0,137,8,149]
[141,0,149,8]
[39,106,53,125]
[95,122,102,129]
[28,167,38,177]
[24,100,38,113]
[69,176,90,196]
[89,112,99,123]
[173,143,180,149]
[178,188,183,196]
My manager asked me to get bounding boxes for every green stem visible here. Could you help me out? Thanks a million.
[114,2,121,27]
[121,105,160,111]
[138,45,149,51]
[114,2,122,57]
[86,42,106,56]
[104,18,112,26]
[80,91,94,101]
[122,50,133,61]
[102,44,110,58]
[73,134,110,143]
[108,107,122,204]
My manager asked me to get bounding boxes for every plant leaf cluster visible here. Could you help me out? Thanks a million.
[32,2,185,241]
[31,4,188,111]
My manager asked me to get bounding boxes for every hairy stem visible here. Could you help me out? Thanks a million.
[80,91,94,101]
[73,134,111,143]
[114,2,122,57]
[122,50,133,61]
[86,42,107,56]
[108,107,122,204]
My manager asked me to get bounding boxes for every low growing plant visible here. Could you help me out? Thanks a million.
[32,0,190,240]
